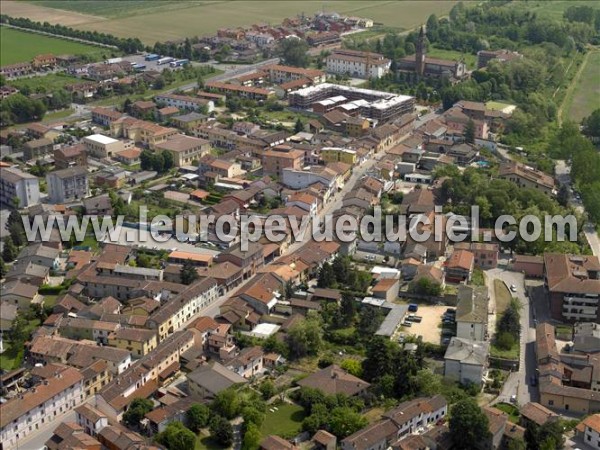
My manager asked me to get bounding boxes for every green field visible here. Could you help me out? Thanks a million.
[564,51,600,123]
[260,403,305,438]
[506,1,596,21]
[11,73,82,91]
[7,1,457,44]
[427,46,477,70]
[0,27,108,65]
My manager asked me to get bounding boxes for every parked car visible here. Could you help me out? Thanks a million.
[510,284,517,292]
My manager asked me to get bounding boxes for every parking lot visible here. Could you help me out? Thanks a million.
[401,305,451,345]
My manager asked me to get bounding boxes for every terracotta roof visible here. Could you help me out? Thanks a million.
[297,364,370,396]
[447,250,475,271]
[582,414,600,433]
[544,253,600,295]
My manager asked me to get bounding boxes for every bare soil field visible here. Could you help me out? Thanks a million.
[3,1,458,45]
[1,1,105,27]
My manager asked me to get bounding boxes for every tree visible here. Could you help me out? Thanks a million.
[556,184,570,207]
[258,380,276,400]
[242,422,261,450]
[156,422,196,450]
[186,403,210,432]
[410,277,442,296]
[211,388,241,419]
[582,108,600,139]
[286,313,324,359]
[123,398,153,428]
[341,359,363,377]
[180,260,199,285]
[317,262,336,288]
[242,406,265,428]
[277,38,310,67]
[2,236,18,262]
[464,119,476,144]
[8,315,27,344]
[412,369,442,396]
[525,420,565,450]
[339,292,356,327]
[508,438,527,450]
[0,259,5,278]
[209,415,234,447]
[294,117,304,133]
[496,331,516,350]
[327,407,368,439]
[449,399,490,450]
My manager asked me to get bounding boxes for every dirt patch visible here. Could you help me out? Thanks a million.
[403,305,448,344]
[1,1,105,27]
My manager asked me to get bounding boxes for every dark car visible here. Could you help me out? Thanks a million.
[530,375,537,386]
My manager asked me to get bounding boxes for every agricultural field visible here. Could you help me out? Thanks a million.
[0,27,107,65]
[11,73,83,91]
[5,0,457,44]
[564,50,600,123]
[506,0,595,21]
[427,46,477,70]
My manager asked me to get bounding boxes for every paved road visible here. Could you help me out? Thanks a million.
[487,267,536,407]
[555,160,600,256]
[15,410,77,450]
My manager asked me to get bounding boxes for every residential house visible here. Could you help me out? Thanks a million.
[91,107,124,127]
[578,414,600,450]
[298,364,370,397]
[54,144,87,169]
[113,147,142,165]
[372,278,400,303]
[0,367,84,450]
[154,93,213,113]
[455,285,489,341]
[226,346,264,378]
[499,161,555,196]
[262,147,304,177]
[108,327,158,358]
[1,280,42,309]
[155,135,211,167]
[186,361,247,399]
[170,112,208,131]
[454,242,499,270]
[75,404,108,437]
[24,138,53,160]
[519,402,559,428]
[110,117,178,149]
[445,249,475,283]
[45,422,101,450]
[444,337,489,386]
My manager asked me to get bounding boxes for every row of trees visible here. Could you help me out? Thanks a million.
[0,15,144,53]
[140,149,174,173]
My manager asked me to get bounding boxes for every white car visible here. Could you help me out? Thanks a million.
[510,284,517,292]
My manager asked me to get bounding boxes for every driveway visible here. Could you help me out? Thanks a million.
[486,267,536,406]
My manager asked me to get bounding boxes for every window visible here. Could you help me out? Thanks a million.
[548,400,554,405]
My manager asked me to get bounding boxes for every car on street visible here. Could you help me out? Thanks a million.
[510,284,517,292]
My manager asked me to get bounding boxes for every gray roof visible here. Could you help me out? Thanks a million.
[456,285,488,324]
[0,302,18,322]
[445,337,489,365]
[172,112,207,123]
[113,264,163,278]
[17,243,60,261]
[0,167,37,183]
[375,304,408,337]
[187,362,247,394]
[48,166,87,179]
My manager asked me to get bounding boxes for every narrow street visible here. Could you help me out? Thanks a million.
[486,266,536,407]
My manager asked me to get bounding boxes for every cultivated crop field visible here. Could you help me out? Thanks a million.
[565,51,600,123]
[3,0,457,44]
[0,27,107,65]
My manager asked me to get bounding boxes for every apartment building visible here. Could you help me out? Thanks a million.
[444,337,489,386]
[146,278,219,341]
[0,367,84,450]
[23,137,53,160]
[454,242,499,269]
[108,327,158,358]
[205,81,274,100]
[91,107,124,127]
[155,93,214,113]
[110,117,178,149]
[155,134,211,167]
[326,49,391,79]
[265,64,326,84]
[544,254,600,322]
[0,167,40,207]
[82,134,124,158]
[46,166,89,203]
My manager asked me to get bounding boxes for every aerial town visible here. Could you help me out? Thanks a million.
[0,2,599,450]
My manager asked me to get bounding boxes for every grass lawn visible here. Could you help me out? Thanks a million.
[0,318,41,371]
[427,46,477,70]
[495,403,520,423]
[43,108,75,122]
[564,51,600,123]
[260,403,305,439]
[471,268,485,287]
[11,73,83,92]
[43,294,60,308]
[0,27,108,65]
[491,341,519,360]
[494,279,512,316]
